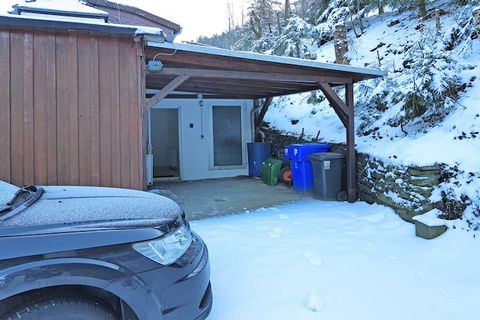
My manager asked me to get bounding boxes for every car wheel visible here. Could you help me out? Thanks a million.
[5,295,119,320]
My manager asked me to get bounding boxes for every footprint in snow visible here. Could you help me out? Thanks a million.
[388,255,401,261]
[439,290,449,297]
[268,227,283,238]
[303,289,335,312]
[304,251,323,267]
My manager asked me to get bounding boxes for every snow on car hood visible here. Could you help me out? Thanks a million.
[2,186,184,228]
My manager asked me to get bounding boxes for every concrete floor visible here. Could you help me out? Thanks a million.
[150,176,310,220]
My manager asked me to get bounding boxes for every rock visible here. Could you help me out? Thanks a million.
[414,220,447,239]
[409,175,440,187]
[388,19,400,27]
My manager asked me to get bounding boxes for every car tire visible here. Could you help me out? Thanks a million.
[5,295,119,320]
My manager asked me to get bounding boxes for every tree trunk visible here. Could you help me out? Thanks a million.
[418,0,426,18]
[378,1,384,14]
[284,0,291,21]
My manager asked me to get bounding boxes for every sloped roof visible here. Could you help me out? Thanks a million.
[12,0,109,17]
[85,0,181,35]
[0,13,165,38]
[144,40,386,99]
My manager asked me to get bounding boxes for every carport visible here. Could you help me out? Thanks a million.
[143,40,386,202]
[0,15,385,199]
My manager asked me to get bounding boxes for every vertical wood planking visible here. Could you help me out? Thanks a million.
[118,39,131,188]
[137,41,147,189]
[129,41,140,189]
[44,34,57,185]
[23,33,34,186]
[2,30,144,190]
[98,37,113,187]
[55,32,71,185]
[89,37,101,186]
[67,32,79,185]
[77,34,92,186]
[33,32,48,185]
[110,38,121,187]
[0,31,11,182]
[10,32,25,185]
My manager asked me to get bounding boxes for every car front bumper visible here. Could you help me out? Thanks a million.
[119,232,212,320]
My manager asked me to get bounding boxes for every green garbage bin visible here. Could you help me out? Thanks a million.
[309,152,344,200]
[261,158,283,186]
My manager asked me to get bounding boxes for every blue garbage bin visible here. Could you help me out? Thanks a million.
[247,142,272,177]
[287,143,330,192]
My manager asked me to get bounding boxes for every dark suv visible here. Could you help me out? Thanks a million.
[0,181,212,320]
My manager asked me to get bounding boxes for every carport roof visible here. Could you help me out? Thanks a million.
[144,40,387,100]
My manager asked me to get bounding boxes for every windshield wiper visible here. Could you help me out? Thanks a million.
[0,205,12,215]
[7,186,37,206]
[1,186,43,223]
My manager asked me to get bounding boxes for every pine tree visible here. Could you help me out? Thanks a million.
[248,0,282,36]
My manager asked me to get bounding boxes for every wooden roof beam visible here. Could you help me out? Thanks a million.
[151,68,351,85]
[145,75,189,110]
[318,83,350,127]
[146,79,295,96]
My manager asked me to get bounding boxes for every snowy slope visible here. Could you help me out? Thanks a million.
[193,200,480,320]
[264,2,480,218]
[267,4,480,171]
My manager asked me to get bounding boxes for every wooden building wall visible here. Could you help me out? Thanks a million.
[0,28,145,190]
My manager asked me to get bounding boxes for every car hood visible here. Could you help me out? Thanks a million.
[1,186,184,230]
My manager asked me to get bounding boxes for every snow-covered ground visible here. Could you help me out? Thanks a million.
[193,200,480,320]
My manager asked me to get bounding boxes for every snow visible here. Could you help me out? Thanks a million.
[0,181,18,206]
[13,0,108,15]
[264,1,480,217]
[1,185,182,227]
[192,200,480,320]
[413,209,448,227]
[0,0,165,37]
[266,4,480,171]
[146,40,385,78]
[0,0,106,15]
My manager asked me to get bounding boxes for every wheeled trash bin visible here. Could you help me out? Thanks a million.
[309,152,344,200]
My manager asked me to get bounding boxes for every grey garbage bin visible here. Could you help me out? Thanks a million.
[309,152,344,200]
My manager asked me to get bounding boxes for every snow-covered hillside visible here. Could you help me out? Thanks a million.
[207,1,480,228]
[267,3,480,172]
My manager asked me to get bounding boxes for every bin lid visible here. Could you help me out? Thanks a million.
[309,152,344,161]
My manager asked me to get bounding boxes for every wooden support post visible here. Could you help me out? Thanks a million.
[145,75,189,110]
[318,83,348,127]
[345,83,356,203]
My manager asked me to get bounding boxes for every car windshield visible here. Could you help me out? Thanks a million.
[0,181,20,208]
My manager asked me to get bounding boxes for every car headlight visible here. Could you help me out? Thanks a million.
[132,226,193,265]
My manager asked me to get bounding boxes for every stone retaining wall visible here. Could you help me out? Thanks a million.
[261,128,470,223]
[331,145,445,222]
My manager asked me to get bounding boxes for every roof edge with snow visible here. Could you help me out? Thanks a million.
[0,14,166,39]
[146,39,387,79]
